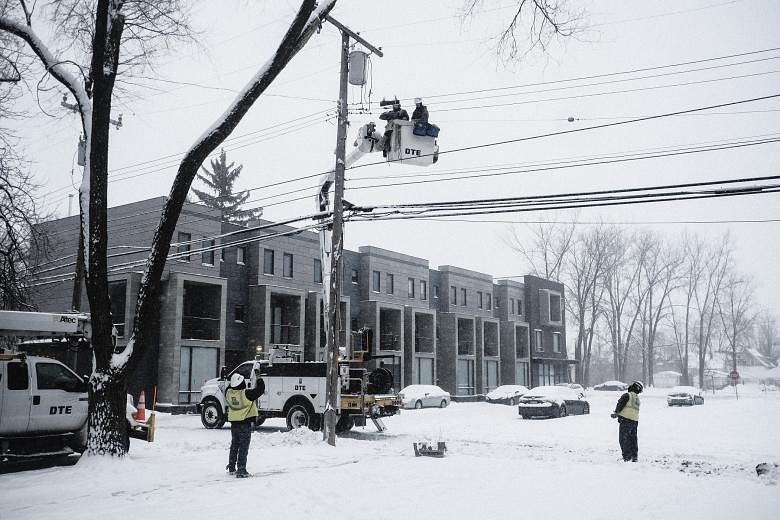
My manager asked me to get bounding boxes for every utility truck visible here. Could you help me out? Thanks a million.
[198,345,401,433]
[0,311,154,462]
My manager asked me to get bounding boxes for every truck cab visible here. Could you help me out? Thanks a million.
[0,353,89,458]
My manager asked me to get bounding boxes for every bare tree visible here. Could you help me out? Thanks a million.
[563,224,613,386]
[505,217,575,281]
[692,235,731,387]
[602,230,649,381]
[754,310,777,358]
[1,0,336,456]
[0,146,49,310]
[718,271,755,374]
[636,231,681,386]
[464,0,586,62]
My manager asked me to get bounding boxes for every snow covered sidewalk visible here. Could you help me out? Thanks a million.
[1,387,778,520]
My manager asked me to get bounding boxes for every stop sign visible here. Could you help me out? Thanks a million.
[729,371,740,381]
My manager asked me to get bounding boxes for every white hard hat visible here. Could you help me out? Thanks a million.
[229,373,244,388]
[414,97,422,104]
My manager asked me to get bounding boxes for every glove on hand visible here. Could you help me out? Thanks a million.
[610,413,618,418]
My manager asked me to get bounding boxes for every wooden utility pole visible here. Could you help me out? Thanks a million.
[323,16,382,446]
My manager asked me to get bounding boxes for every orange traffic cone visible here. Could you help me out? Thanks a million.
[136,390,146,422]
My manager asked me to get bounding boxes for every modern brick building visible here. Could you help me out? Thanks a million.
[31,198,572,406]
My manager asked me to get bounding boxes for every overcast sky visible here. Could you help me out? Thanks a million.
[12,0,780,315]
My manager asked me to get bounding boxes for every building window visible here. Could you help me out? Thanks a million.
[477,291,483,309]
[420,280,428,301]
[386,273,394,294]
[263,249,274,274]
[202,239,215,266]
[549,292,562,322]
[408,278,415,298]
[372,271,381,292]
[450,286,457,304]
[553,332,561,353]
[220,248,226,262]
[517,298,523,316]
[314,259,322,283]
[236,246,246,265]
[234,305,245,323]
[177,232,191,262]
[486,293,492,310]
[283,253,293,278]
[351,269,359,284]
[433,285,439,299]
[181,281,222,341]
[108,280,127,337]
[510,298,515,314]
[535,329,544,352]
[460,288,467,306]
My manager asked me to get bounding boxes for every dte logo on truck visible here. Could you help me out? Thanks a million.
[50,406,73,415]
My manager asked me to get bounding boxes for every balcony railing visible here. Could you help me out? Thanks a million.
[271,324,300,345]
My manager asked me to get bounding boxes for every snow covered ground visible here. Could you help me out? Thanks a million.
[2,386,779,520]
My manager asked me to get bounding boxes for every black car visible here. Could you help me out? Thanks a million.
[518,386,590,419]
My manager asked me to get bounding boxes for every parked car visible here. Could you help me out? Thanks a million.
[593,380,628,391]
[667,386,705,406]
[399,385,451,409]
[517,386,590,419]
[556,382,586,397]
[485,385,529,405]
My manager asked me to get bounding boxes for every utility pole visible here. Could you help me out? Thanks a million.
[61,95,122,311]
[322,16,382,446]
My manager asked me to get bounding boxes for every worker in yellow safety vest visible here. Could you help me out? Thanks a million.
[225,370,264,478]
[610,381,643,462]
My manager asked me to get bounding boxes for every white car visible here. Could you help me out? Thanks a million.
[556,382,587,397]
[485,385,529,405]
[667,386,704,406]
[399,385,450,409]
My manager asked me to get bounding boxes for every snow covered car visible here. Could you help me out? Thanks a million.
[485,385,529,405]
[399,385,450,409]
[557,382,586,396]
[517,386,590,419]
[593,380,628,391]
[667,386,704,406]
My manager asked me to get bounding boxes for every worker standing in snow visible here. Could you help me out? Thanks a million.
[611,380,643,462]
[225,370,264,478]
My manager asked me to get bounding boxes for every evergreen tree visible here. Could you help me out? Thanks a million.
[191,149,262,224]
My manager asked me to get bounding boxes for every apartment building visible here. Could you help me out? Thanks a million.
[30,198,572,405]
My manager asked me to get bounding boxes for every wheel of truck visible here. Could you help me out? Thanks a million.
[286,403,316,430]
[440,399,448,408]
[200,399,226,429]
[336,414,355,433]
[415,400,423,409]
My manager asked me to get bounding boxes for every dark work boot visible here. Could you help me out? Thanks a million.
[226,464,236,475]
[236,469,250,478]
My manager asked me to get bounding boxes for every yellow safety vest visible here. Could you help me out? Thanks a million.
[617,391,640,422]
[226,388,258,422]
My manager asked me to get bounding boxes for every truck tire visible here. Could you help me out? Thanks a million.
[200,399,226,429]
[286,403,315,430]
[336,414,355,433]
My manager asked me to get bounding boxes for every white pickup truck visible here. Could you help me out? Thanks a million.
[198,358,401,433]
[0,311,154,462]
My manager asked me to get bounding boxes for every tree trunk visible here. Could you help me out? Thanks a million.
[86,369,128,456]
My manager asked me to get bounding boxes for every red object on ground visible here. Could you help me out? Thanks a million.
[136,390,146,422]
[729,371,740,381]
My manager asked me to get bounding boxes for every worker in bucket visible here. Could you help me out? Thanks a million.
[226,370,264,478]
[379,100,409,157]
[610,380,643,462]
[411,97,429,124]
